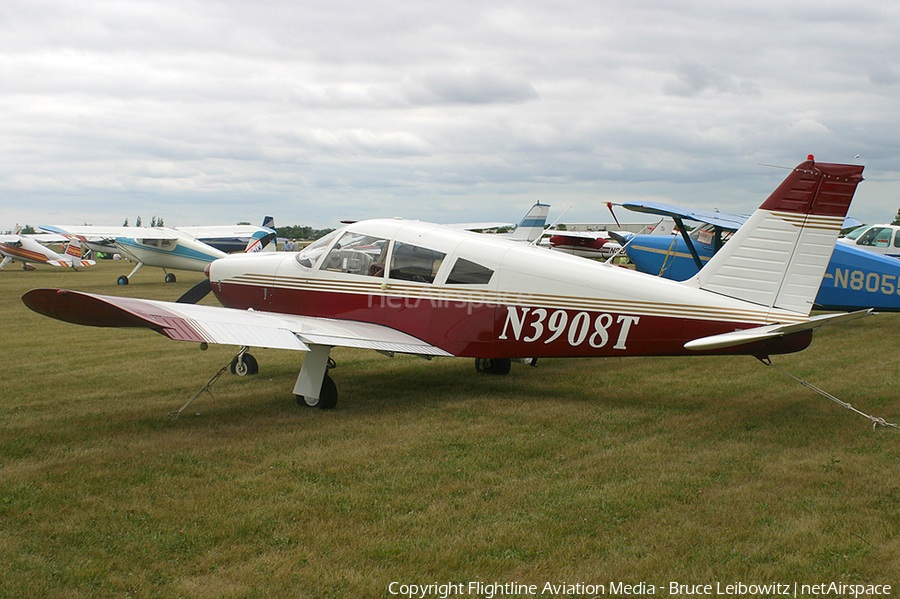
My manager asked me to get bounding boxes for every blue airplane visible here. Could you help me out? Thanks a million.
[616,201,900,312]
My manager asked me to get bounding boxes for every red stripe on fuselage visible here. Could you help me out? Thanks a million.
[0,244,52,264]
[213,282,811,358]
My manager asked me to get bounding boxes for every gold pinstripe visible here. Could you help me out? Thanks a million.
[222,274,808,325]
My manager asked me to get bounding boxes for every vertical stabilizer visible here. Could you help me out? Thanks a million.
[65,237,83,259]
[510,203,550,242]
[692,157,865,316]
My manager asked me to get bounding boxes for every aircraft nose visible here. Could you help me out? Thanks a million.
[207,251,286,285]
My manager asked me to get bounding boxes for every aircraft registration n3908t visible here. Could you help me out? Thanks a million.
[23,157,869,411]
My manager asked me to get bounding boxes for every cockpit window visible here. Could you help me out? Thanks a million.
[857,227,893,248]
[321,231,389,276]
[389,242,445,283]
[139,239,174,249]
[295,229,340,268]
[446,258,494,285]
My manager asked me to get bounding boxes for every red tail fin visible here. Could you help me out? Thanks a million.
[760,156,865,217]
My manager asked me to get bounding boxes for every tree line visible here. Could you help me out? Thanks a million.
[274,225,335,240]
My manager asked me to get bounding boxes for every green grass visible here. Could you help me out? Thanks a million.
[1,260,899,598]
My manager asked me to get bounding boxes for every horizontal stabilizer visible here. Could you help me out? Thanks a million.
[684,310,872,351]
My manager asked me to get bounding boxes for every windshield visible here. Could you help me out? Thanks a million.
[321,231,389,276]
[295,230,341,268]
[844,225,868,240]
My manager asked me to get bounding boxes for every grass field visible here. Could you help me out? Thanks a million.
[1,260,898,598]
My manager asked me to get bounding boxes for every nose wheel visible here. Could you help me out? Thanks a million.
[230,349,259,376]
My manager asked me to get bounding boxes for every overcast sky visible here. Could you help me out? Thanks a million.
[2,0,899,231]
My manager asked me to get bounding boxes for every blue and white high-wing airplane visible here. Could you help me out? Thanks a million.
[615,201,900,312]
[41,220,276,285]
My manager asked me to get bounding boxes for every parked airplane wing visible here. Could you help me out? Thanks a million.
[684,309,872,351]
[622,201,860,232]
[174,225,276,239]
[41,225,181,240]
[22,288,453,357]
[622,201,748,230]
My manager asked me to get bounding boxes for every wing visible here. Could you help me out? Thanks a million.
[41,225,180,240]
[622,201,860,233]
[622,201,748,230]
[22,289,452,357]
[444,221,516,231]
[174,225,275,239]
[23,233,70,243]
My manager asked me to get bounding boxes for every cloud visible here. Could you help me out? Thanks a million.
[663,63,761,98]
[1,0,899,229]
[406,68,540,105]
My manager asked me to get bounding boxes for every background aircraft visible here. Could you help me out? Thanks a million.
[0,233,95,270]
[614,201,900,312]
[450,202,550,243]
[176,216,277,253]
[41,220,276,284]
[837,223,900,259]
[546,218,674,258]
[24,157,867,412]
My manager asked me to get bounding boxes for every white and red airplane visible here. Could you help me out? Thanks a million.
[547,218,675,259]
[1,233,95,270]
[23,157,868,410]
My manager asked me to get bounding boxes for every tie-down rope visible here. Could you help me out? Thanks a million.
[757,357,899,432]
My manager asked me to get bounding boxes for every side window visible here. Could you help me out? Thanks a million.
[322,232,389,276]
[858,227,890,247]
[874,228,892,247]
[446,258,494,285]
[390,243,445,283]
[894,230,900,248]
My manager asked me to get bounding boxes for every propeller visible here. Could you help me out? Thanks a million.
[177,278,212,304]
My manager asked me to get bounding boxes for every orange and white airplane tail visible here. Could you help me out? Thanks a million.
[63,238,96,268]
[689,156,865,317]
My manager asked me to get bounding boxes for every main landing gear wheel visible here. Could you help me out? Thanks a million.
[474,357,511,375]
[117,275,129,285]
[296,373,338,410]
[230,353,259,376]
[165,272,177,283]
